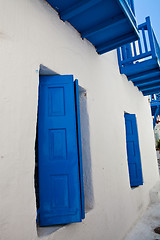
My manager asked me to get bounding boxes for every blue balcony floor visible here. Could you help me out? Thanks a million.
[122,59,160,96]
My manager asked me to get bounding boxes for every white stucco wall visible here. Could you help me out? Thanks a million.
[0,1,159,240]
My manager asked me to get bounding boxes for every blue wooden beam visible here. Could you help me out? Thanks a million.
[135,78,160,88]
[121,59,158,77]
[131,70,160,83]
[60,0,101,21]
[98,32,138,54]
[81,14,126,39]
[140,84,160,92]
[151,102,160,107]
[142,87,160,96]
[138,81,160,91]
[138,22,147,29]
[136,78,160,89]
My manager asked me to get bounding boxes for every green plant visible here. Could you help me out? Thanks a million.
[156,139,160,149]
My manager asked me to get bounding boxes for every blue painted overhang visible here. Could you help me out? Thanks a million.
[117,17,160,96]
[150,94,160,128]
[45,0,139,54]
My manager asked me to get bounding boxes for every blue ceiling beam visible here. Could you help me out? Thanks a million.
[60,0,101,21]
[138,81,160,91]
[130,70,160,83]
[135,77,160,87]
[97,32,137,54]
[141,85,160,93]
[81,14,126,39]
[143,87,160,96]
[121,59,158,77]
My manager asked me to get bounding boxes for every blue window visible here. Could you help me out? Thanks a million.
[37,75,85,226]
[124,113,143,187]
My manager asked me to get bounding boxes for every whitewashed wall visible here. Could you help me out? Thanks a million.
[0,0,159,240]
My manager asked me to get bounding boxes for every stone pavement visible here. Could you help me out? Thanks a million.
[125,203,160,240]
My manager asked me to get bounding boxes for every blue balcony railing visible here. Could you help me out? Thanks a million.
[45,0,139,54]
[117,17,160,96]
[150,93,160,128]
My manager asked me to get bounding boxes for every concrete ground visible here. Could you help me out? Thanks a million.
[125,203,160,240]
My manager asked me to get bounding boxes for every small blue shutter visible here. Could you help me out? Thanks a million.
[124,114,143,187]
[38,75,84,226]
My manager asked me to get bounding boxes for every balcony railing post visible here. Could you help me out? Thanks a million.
[146,16,156,59]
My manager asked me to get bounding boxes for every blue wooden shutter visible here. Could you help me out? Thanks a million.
[38,75,84,226]
[124,114,143,187]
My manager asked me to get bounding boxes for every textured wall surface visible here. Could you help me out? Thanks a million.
[0,0,159,240]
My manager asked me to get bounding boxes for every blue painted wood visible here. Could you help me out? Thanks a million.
[142,27,148,53]
[141,84,160,93]
[133,42,137,56]
[60,0,101,21]
[117,16,160,95]
[143,88,160,96]
[121,46,127,61]
[131,70,160,83]
[81,15,126,39]
[121,51,152,65]
[118,0,137,26]
[98,32,138,55]
[38,75,82,226]
[146,17,156,59]
[126,43,132,59]
[121,59,158,77]
[45,0,138,54]
[74,79,85,219]
[151,101,160,107]
[137,79,160,89]
[135,78,160,88]
[138,39,143,55]
[124,114,143,187]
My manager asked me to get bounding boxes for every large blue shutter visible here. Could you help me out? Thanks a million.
[124,114,143,187]
[38,75,84,226]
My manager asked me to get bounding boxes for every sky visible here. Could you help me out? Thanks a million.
[134,0,160,43]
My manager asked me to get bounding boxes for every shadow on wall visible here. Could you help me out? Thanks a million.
[79,88,94,211]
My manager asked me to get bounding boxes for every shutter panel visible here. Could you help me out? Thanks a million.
[124,114,143,187]
[38,75,82,226]
[74,79,85,219]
